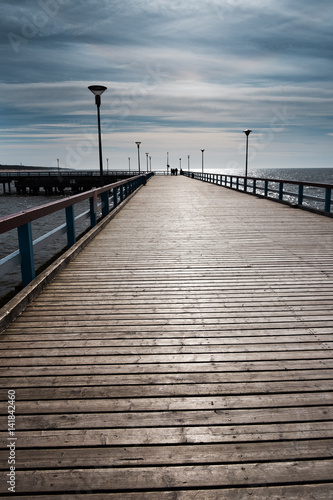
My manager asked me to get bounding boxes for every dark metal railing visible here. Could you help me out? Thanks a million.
[0,170,143,178]
[184,171,333,215]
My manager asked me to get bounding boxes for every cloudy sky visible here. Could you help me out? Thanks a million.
[1,0,333,173]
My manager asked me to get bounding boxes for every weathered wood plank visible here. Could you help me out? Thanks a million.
[0,379,332,402]
[1,359,332,382]
[8,484,333,500]
[2,421,332,448]
[1,439,332,469]
[3,460,332,493]
[2,333,332,348]
[1,342,332,360]
[1,351,332,368]
[1,405,331,430]
[1,392,332,415]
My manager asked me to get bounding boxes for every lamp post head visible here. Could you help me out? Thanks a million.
[88,85,107,107]
[243,129,252,136]
[201,149,205,152]
[135,142,141,148]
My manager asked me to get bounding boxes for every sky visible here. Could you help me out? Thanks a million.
[1,0,333,174]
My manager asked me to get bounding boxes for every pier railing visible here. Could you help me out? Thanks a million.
[184,171,333,215]
[0,174,152,291]
[0,170,143,178]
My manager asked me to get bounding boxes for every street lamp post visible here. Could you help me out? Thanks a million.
[57,158,59,174]
[88,85,107,185]
[149,155,152,171]
[146,153,149,172]
[135,142,141,174]
[201,149,205,175]
[128,157,131,172]
[106,158,109,174]
[187,155,190,172]
[243,129,252,191]
[167,151,169,175]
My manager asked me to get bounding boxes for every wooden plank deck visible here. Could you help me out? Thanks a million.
[0,175,333,498]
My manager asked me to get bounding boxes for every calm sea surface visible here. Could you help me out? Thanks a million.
[0,167,332,299]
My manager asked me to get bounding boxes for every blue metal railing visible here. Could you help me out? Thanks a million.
[184,171,333,215]
[0,174,153,290]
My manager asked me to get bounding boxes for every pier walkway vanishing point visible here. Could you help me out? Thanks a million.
[0,175,333,498]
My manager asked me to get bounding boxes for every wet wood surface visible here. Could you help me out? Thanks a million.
[0,175,332,498]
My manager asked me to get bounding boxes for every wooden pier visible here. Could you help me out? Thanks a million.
[0,175,333,498]
[0,170,137,195]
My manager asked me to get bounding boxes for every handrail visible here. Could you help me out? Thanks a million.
[0,173,153,290]
[0,170,143,178]
[184,171,333,215]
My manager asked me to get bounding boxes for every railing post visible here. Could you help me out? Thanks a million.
[298,184,304,206]
[90,192,97,227]
[113,187,118,209]
[17,222,35,286]
[325,187,331,212]
[120,185,124,202]
[279,182,284,200]
[66,205,76,248]
[236,177,239,190]
[102,191,110,217]
[253,179,256,194]
[264,180,268,197]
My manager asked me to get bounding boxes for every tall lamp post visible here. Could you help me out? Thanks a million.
[167,151,169,175]
[88,85,107,185]
[149,155,152,171]
[145,152,149,172]
[188,155,190,172]
[128,157,131,172]
[106,157,109,174]
[243,129,252,191]
[135,142,141,174]
[201,149,205,175]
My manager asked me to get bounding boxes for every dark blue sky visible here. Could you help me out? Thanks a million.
[1,0,333,172]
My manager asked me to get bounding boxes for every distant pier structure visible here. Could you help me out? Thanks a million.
[0,169,137,195]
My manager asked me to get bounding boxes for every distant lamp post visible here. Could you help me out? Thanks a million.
[88,85,107,185]
[146,152,149,172]
[57,158,60,174]
[149,155,152,171]
[243,129,252,190]
[201,149,205,174]
[135,142,141,173]
[187,155,190,172]
[167,151,169,175]
[179,158,181,171]
[128,157,131,172]
[106,157,109,174]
